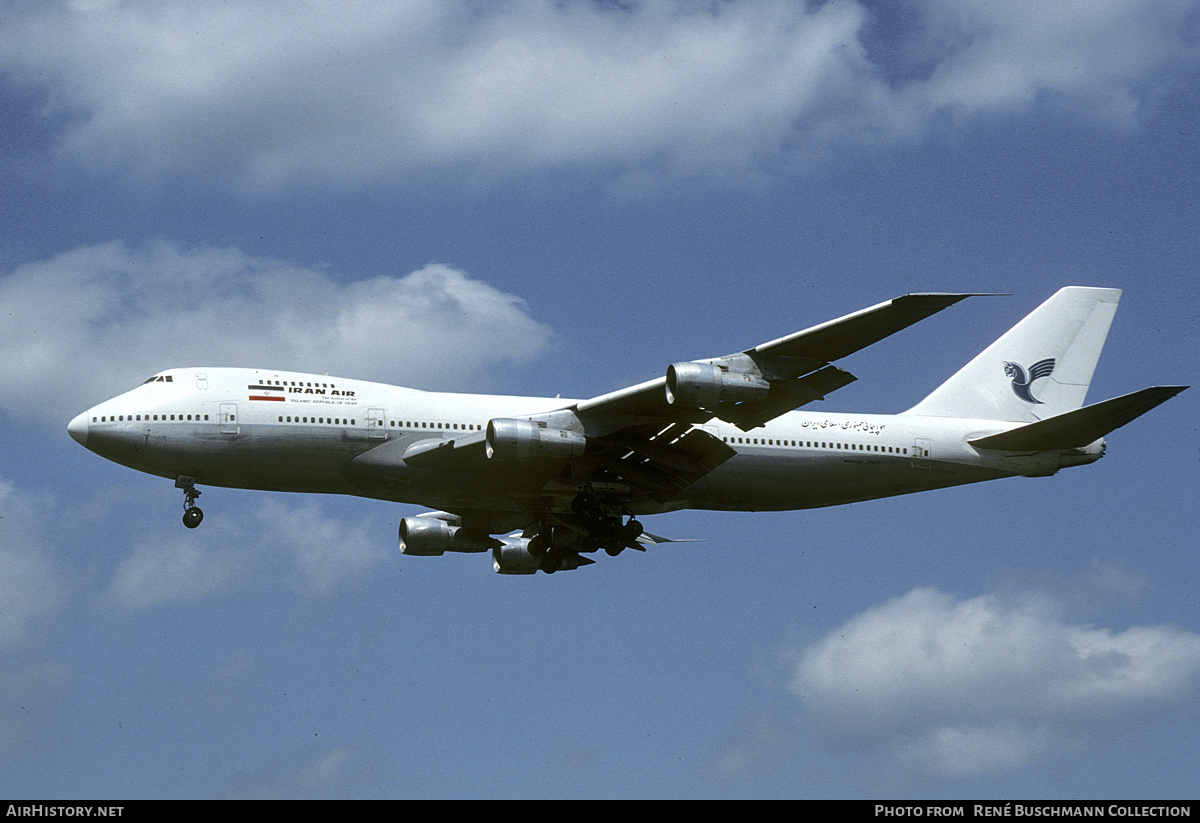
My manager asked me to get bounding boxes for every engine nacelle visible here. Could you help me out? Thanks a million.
[491,536,592,574]
[485,418,586,462]
[665,362,770,407]
[399,516,496,556]
[491,538,542,575]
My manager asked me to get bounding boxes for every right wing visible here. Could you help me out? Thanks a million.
[542,292,981,506]
[388,293,980,521]
[571,292,981,433]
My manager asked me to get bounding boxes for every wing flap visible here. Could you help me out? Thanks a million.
[587,423,736,503]
[714,365,857,431]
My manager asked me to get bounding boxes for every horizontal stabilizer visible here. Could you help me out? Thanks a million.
[970,386,1187,451]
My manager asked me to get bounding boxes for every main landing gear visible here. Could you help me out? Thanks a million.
[571,489,644,556]
[175,476,203,529]
[525,489,646,573]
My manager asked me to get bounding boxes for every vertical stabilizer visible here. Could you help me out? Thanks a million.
[903,287,1121,422]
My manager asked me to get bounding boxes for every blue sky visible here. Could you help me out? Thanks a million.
[1,0,1197,800]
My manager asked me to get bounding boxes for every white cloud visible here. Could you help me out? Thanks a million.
[103,529,248,610]
[897,722,1048,778]
[224,744,362,799]
[0,478,75,756]
[299,746,355,789]
[102,496,391,609]
[784,585,1200,779]
[0,239,554,422]
[894,0,1198,125]
[0,479,70,649]
[1,1,1193,190]
[254,498,389,597]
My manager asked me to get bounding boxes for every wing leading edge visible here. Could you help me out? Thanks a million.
[571,292,980,431]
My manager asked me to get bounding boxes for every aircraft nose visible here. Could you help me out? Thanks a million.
[67,412,89,448]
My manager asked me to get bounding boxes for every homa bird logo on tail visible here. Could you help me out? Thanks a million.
[1004,358,1056,403]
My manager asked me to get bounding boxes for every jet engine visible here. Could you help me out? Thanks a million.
[665,362,770,407]
[492,536,593,574]
[491,538,542,575]
[485,418,586,462]
[398,516,497,556]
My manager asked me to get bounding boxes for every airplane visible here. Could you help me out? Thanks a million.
[67,286,1186,574]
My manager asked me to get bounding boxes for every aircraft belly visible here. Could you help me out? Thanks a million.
[684,451,1007,511]
[131,425,365,494]
[394,474,559,512]
[339,435,573,513]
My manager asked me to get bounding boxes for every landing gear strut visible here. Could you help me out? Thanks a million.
[569,488,647,558]
[512,489,648,573]
[175,476,203,529]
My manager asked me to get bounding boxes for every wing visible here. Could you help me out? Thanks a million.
[572,292,979,430]
[391,293,979,530]
[549,292,979,505]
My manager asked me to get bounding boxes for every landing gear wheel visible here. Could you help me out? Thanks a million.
[175,476,203,529]
[597,519,642,556]
[183,507,204,529]
[540,551,563,574]
[623,519,644,542]
[571,489,597,516]
[527,533,550,558]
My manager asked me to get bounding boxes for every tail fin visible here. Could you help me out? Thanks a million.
[904,287,1121,422]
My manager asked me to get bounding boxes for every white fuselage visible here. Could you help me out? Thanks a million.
[68,367,1104,523]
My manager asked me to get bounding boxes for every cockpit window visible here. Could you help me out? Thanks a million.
[142,375,174,384]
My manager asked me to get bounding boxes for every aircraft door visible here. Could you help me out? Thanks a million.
[912,436,931,469]
[367,408,387,439]
[219,403,239,435]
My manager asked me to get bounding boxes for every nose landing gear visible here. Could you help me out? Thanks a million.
[175,476,203,528]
